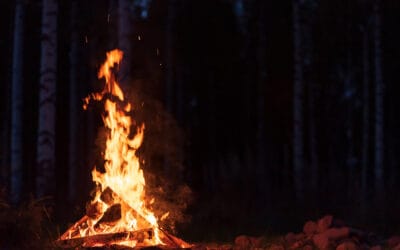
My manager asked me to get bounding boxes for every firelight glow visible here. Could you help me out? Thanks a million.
[81,49,163,246]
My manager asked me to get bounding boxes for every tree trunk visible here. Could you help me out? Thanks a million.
[36,0,57,198]
[10,0,25,204]
[68,0,79,203]
[373,0,384,202]
[256,1,266,195]
[118,0,131,86]
[292,0,304,201]
[303,1,318,199]
[361,26,369,216]
[307,73,317,196]
[166,0,176,114]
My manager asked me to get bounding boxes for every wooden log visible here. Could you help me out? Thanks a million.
[60,215,90,240]
[99,186,152,229]
[159,229,192,248]
[56,228,154,248]
[96,203,122,227]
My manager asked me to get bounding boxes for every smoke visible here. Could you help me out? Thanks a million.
[91,84,193,233]
[126,88,193,232]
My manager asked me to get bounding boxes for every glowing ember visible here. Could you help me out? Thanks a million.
[58,49,190,248]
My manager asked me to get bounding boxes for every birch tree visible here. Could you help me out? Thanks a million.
[10,0,25,203]
[36,0,57,198]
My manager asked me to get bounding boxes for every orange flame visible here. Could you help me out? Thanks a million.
[81,49,162,247]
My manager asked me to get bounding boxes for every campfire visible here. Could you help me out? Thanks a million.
[57,49,191,249]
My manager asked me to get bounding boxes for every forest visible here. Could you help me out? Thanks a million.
[0,0,400,248]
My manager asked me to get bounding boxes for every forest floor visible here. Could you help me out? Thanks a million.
[1,196,400,250]
[191,215,400,250]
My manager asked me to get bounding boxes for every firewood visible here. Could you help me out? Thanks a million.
[96,203,122,227]
[86,201,105,219]
[159,228,192,248]
[56,228,154,248]
[303,220,317,236]
[101,187,117,206]
[317,215,333,233]
[99,186,152,229]
[60,215,90,240]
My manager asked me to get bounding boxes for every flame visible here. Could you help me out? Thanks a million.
[80,49,162,247]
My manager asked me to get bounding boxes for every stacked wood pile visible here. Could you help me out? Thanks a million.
[193,215,400,250]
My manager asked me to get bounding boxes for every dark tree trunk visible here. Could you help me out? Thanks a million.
[10,0,25,203]
[256,1,266,193]
[361,25,370,216]
[307,73,317,195]
[303,0,318,198]
[373,0,384,201]
[36,0,57,198]
[165,0,177,114]
[292,0,304,201]
[68,0,79,203]
[118,0,131,86]
[345,52,356,201]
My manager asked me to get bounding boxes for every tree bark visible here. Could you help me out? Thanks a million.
[256,1,266,193]
[345,53,356,201]
[307,71,317,195]
[166,0,176,114]
[36,0,57,198]
[68,0,79,202]
[303,1,318,198]
[10,0,25,203]
[361,25,370,215]
[373,0,384,201]
[292,0,304,201]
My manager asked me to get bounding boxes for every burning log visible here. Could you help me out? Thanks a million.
[98,186,153,229]
[96,203,122,227]
[87,201,105,220]
[60,215,91,240]
[56,228,154,248]
[56,228,192,249]
[58,49,191,249]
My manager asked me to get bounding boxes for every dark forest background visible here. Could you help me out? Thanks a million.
[0,0,400,243]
